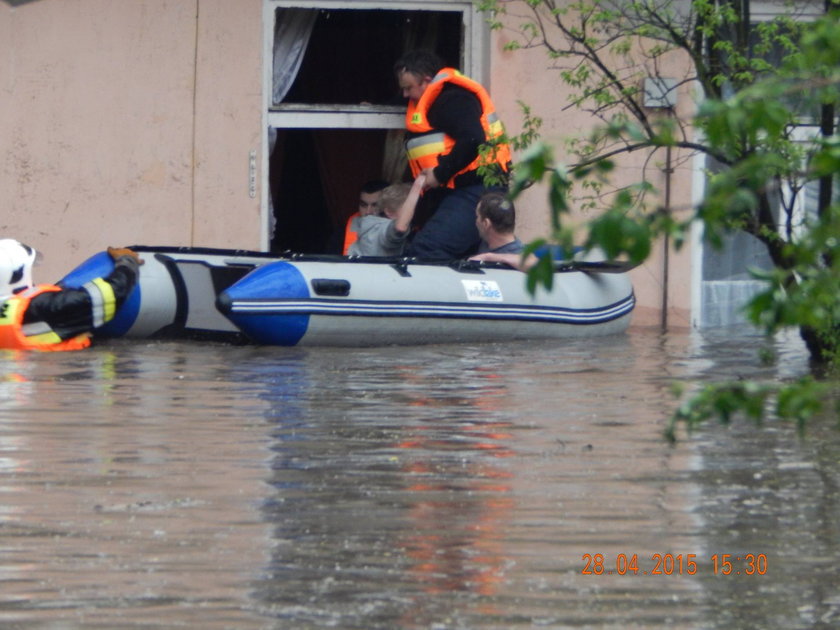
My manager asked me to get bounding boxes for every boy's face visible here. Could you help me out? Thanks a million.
[359,191,383,216]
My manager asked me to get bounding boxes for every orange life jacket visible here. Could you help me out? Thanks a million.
[342,212,361,255]
[405,68,511,188]
[0,286,92,351]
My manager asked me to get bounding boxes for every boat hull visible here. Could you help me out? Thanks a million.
[217,258,635,347]
[60,246,282,341]
[61,247,635,347]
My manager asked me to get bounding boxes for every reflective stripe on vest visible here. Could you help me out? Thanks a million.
[486,112,505,138]
[84,277,117,328]
[406,133,447,163]
[0,285,92,351]
[20,320,63,344]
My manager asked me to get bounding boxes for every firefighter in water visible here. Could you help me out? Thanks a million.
[0,239,143,351]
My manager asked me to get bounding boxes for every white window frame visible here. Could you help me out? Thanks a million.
[262,0,487,130]
[749,0,824,21]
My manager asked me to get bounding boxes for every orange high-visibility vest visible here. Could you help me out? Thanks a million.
[342,212,361,255]
[0,286,92,351]
[405,68,511,188]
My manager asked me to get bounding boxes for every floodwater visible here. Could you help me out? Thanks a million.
[1,327,839,630]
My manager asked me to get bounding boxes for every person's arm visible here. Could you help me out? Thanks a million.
[469,251,537,272]
[26,248,143,339]
[393,174,427,235]
[427,87,485,186]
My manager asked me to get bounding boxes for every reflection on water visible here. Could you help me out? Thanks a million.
[1,328,838,629]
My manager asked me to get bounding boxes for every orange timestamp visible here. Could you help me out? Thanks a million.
[581,553,768,576]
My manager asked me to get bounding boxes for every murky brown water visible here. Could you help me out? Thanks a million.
[1,328,838,629]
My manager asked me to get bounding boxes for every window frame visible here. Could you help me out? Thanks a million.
[688,0,827,327]
[260,0,489,248]
[262,0,487,130]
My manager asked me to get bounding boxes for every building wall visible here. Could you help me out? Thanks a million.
[2,0,696,328]
[1,0,263,283]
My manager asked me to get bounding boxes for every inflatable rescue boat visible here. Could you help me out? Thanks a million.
[60,246,635,346]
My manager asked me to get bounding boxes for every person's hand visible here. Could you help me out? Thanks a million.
[469,251,536,271]
[468,253,491,262]
[412,173,427,191]
[420,168,440,190]
[107,247,145,265]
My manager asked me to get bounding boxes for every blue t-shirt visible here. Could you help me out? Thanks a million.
[478,238,523,255]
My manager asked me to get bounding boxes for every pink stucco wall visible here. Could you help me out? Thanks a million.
[1,0,263,283]
[2,1,695,328]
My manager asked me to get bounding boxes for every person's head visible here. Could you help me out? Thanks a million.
[378,183,413,219]
[394,50,444,101]
[359,179,389,217]
[475,192,516,239]
[0,239,38,301]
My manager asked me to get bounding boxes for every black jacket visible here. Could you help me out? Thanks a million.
[423,84,487,188]
[25,256,140,340]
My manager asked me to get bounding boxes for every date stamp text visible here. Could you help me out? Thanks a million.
[581,553,768,576]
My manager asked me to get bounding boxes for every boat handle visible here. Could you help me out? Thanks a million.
[311,278,351,297]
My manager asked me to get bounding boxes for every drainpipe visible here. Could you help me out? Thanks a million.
[190,0,200,246]
[643,77,678,332]
[661,142,673,331]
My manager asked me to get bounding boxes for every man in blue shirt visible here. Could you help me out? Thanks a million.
[475,191,523,254]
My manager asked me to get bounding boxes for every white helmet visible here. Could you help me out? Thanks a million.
[0,239,38,301]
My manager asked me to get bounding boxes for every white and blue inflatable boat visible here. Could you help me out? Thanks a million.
[60,246,635,346]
